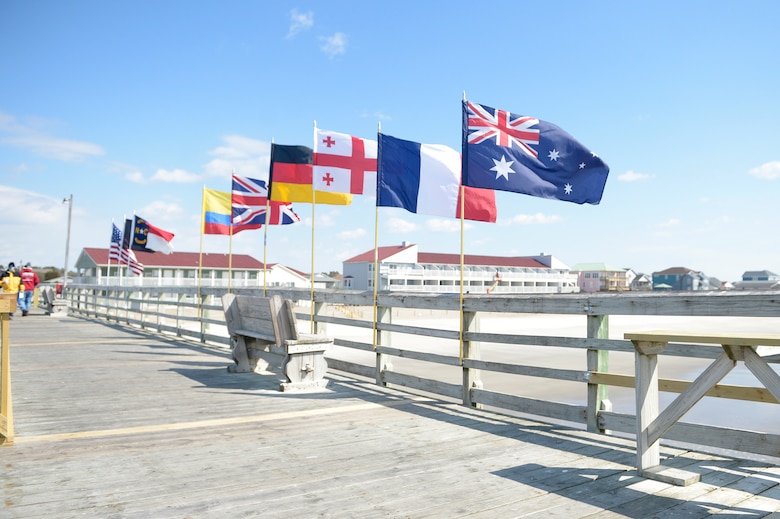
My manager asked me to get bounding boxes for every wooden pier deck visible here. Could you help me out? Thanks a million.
[3,308,780,518]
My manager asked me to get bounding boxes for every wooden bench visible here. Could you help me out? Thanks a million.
[625,330,780,486]
[222,294,332,391]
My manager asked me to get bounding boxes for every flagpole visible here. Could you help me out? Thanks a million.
[228,171,234,293]
[459,184,466,363]
[459,92,467,363]
[373,122,382,351]
[264,140,275,297]
[197,186,205,321]
[228,226,233,293]
[310,121,317,333]
[262,202,269,297]
[108,222,117,316]
[228,185,234,294]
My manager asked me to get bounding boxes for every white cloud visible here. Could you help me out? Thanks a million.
[0,111,104,162]
[0,186,80,266]
[210,135,269,159]
[137,200,184,222]
[337,228,367,240]
[618,170,653,182]
[151,168,201,183]
[658,218,681,228]
[386,217,417,233]
[125,171,146,183]
[287,9,313,38]
[499,213,562,225]
[204,135,271,180]
[320,32,347,58]
[361,110,392,121]
[426,218,471,233]
[748,161,780,180]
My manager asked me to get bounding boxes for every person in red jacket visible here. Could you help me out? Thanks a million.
[19,262,40,316]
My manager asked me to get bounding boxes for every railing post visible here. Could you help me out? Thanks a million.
[586,314,610,433]
[375,304,392,386]
[0,302,14,446]
[312,300,326,335]
[462,309,482,409]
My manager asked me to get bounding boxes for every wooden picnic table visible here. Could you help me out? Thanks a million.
[625,330,780,486]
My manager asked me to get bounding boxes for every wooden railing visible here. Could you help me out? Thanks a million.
[64,285,780,462]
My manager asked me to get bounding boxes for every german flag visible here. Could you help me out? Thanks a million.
[269,144,352,206]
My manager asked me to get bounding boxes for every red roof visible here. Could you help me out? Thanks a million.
[81,248,265,269]
[344,244,547,268]
[343,244,415,263]
[418,252,546,268]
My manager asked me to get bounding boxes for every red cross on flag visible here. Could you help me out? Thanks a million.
[313,127,377,196]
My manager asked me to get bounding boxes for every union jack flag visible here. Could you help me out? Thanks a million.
[465,101,540,159]
[232,175,300,226]
[109,223,144,275]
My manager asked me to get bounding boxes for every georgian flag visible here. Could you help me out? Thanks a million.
[313,128,377,196]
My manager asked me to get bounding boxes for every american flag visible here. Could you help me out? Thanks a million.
[109,223,144,275]
[232,175,300,226]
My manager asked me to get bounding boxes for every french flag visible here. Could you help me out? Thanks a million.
[377,134,496,222]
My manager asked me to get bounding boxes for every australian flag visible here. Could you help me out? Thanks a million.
[461,100,609,205]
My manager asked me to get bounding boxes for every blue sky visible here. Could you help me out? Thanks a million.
[1,1,778,282]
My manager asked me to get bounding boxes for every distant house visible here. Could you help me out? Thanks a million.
[569,263,630,292]
[74,248,310,288]
[286,267,341,290]
[652,267,713,291]
[628,270,653,291]
[733,270,780,290]
[342,243,578,294]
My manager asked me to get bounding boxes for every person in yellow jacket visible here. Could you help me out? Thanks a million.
[1,262,22,318]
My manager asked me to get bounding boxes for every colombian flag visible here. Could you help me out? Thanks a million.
[202,188,232,235]
[202,187,263,235]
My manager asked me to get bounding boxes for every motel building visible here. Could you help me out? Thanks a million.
[342,243,579,294]
[74,248,320,289]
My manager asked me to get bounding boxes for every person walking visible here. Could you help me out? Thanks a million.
[19,263,40,316]
[1,262,22,318]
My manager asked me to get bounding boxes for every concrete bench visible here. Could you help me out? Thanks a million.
[39,287,68,316]
[222,294,332,391]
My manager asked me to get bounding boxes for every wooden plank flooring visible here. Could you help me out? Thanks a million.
[3,308,779,518]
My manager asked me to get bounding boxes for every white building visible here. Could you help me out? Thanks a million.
[74,248,311,288]
[733,270,780,290]
[342,243,578,294]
